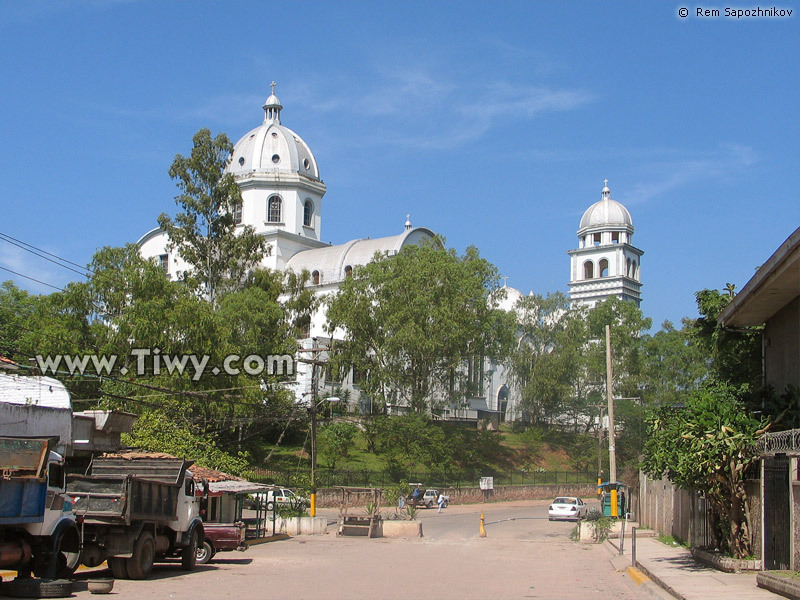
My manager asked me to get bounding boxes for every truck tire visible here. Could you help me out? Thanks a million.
[54,527,81,578]
[195,540,214,565]
[107,557,128,580]
[180,530,198,571]
[125,532,155,580]
[2,578,73,598]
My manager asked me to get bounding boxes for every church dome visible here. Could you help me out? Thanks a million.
[227,84,320,181]
[493,284,524,313]
[578,182,632,232]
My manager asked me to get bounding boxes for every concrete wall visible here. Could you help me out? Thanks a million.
[316,483,597,508]
[0,403,72,454]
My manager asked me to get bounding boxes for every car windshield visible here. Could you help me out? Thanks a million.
[554,498,575,504]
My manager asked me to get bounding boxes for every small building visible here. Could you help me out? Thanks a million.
[719,226,800,571]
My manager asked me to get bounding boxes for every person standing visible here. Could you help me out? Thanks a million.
[437,491,445,513]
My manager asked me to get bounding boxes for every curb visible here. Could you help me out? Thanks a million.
[605,541,677,600]
[634,559,684,599]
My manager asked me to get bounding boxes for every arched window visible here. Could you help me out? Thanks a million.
[303,200,314,227]
[267,195,282,223]
[584,261,594,279]
[233,202,242,225]
[344,265,353,278]
[312,270,320,285]
[599,259,609,277]
[626,258,632,277]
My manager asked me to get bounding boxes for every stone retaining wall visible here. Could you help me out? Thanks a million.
[316,483,597,508]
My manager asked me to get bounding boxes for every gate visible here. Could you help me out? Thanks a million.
[763,456,791,570]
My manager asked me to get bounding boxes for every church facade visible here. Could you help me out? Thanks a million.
[138,86,642,424]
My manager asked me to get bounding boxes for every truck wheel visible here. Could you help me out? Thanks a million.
[125,532,155,580]
[180,531,198,571]
[54,527,81,578]
[2,578,73,598]
[107,557,128,580]
[195,540,214,565]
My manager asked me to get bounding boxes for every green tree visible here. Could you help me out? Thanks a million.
[325,242,515,412]
[642,383,767,558]
[640,320,707,407]
[318,422,359,469]
[689,288,761,403]
[509,292,588,426]
[158,128,268,305]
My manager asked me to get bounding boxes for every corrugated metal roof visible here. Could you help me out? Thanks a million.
[207,480,276,494]
[0,373,71,408]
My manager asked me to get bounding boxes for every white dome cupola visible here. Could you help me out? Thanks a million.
[223,83,327,257]
[567,180,643,309]
[228,83,321,181]
[263,84,283,124]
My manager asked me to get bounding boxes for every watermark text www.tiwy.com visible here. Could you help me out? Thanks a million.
[34,350,294,381]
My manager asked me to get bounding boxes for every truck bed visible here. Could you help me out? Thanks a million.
[67,457,190,524]
[0,437,51,524]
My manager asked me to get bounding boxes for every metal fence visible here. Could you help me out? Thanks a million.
[246,467,595,489]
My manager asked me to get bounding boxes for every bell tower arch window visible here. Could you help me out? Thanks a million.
[584,261,594,279]
[267,195,282,223]
[303,199,314,227]
[599,259,609,277]
[312,270,321,285]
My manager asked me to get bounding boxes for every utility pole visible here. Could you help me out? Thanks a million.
[296,341,329,518]
[605,324,618,517]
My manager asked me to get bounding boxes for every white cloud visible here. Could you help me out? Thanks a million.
[625,144,760,205]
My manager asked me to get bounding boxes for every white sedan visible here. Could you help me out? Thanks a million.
[548,496,589,521]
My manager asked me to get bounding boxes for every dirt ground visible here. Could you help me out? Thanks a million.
[6,500,651,600]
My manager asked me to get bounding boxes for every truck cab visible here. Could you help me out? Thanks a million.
[0,438,81,579]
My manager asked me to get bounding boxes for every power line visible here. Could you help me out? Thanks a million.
[0,265,64,291]
[0,232,93,274]
[0,233,91,278]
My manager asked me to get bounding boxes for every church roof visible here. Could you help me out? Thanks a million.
[578,181,633,232]
[226,84,320,181]
[285,226,438,284]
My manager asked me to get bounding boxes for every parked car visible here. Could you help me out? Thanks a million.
[548,497,589,521]
[245,488,309,511]
[196,522,248,565]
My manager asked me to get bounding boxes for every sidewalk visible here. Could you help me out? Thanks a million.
[610,534,781,599]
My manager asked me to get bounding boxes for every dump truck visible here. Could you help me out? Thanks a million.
[0,436,80,597]
[67,455,204,580]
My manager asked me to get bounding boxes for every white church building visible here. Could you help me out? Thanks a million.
[139,86,642,424]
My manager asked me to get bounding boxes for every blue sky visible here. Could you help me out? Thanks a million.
[1,1,797,331]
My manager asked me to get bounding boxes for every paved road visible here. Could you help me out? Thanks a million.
[14,500,654,600]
